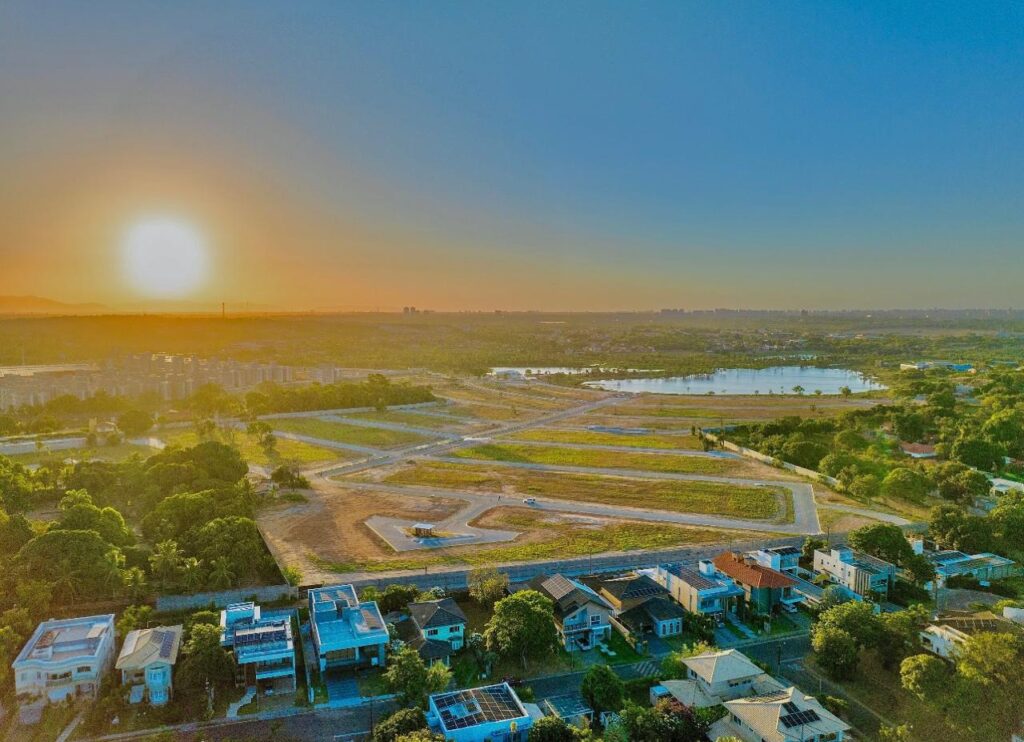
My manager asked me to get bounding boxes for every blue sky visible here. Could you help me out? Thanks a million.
[1,2,1022,310]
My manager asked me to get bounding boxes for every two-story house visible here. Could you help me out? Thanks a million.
[399,598,468,666]
[813,545,896,598]
[220,602,297,692]
[748,546,801,574]
[648,561,745,621]
[713,552,799,615]
[308,585,389,671]
[653,649,786,708]
[584,573,687,650]
[919,610,1023,660]
[13,614,116,707]
[527,574,613,651]
[115,625,182,706]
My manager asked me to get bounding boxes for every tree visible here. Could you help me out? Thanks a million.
[816,601,882,649]
[373,708,427,742]
[383,647,452,708]
[951,437,1004,471]
[878,724,914,742]
[982,409,1024,458]
[819,585,850,611]
[848,473,881,500]
[801,536,827,562]
[900,653,948,700]
[928,504,994,552]
[955,631,1023,687]
[117,605,154,637]
[118,409,154,437]
[847,523,914,566]
[377,583,422,614]
[880,468,931,503]
[15,529,123,603]
[991,496,1024,551]
[177,622,234,693]
[181,557,205,592]
[528,716,580,742]
[580,664,624,715]
[812,626,859,679]
[484,590,558,670]
[149,539,184,591]
[207,555,236,590]
[392,732,444,742]
[468,567,509,607]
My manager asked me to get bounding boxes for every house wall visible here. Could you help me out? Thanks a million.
[14,628,116,704]
[422,621,465,650]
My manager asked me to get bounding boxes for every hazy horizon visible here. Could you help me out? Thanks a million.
[2,2,1022,311]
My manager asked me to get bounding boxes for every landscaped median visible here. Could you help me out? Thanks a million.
[378,460,793,523]
[269,416,434,448]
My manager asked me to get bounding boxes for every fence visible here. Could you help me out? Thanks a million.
[701,431,840,488]
[155,584,297,612]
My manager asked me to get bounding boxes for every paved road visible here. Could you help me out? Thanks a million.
[816,503,912,526]
[472,437,742,458]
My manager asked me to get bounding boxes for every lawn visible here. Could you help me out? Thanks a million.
[311,509,777,574]
[343,408,476,430]
[161,428,345,467]
[381,461,790,521]
[451,442,741,476]
[506,427,701,450]
[269,417,434,448]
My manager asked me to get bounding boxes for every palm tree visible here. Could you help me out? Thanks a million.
[208,556,235,590]
[102,549,126,597]
[181,557,204,593]
[149,540,184,591]
[52,559,79,604]
[123,567,148,602]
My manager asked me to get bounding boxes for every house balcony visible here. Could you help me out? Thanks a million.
[254,659,295,679]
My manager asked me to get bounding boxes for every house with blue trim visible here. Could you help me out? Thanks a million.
[220,602,297,692]
[116,624,182,706]
[308,585,389,671]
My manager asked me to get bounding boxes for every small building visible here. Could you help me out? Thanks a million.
[413,523,435,538]
[813,545,897,598]
[308,585,389,671]
[399,598,468,666]
[925,550,1018,586]
[680,649,784,703]
[712,552,800,615]
[647,561,744,621]
[116,625,182,706]
[427,682,532,742]
[220,602,297,692]
[899,442,937,459]
[13,614,116,705]
[541,694,593,729]
[526,574,614,651]
[710,686,850,742]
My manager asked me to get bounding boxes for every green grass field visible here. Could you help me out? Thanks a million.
[506,427,701,449]
[343,408,475,430]
[312,510,772,573]
[451,442,740,476]
[269,417,433,448]
[378,461,789,521]
[162,429,346,467]
[8,442,157,466]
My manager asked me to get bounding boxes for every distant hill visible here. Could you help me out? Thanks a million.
[0,295,108,315]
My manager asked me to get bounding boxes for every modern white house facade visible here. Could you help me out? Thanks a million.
[813,545,897,597]
[13,614,116,705]
[308,585,389,671]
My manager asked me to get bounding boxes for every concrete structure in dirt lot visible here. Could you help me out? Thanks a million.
[428,682,532,742]
[813,545,897,598]
[713,552,800,615]
[308,584,388,671]
[647,560,744,621]
[220,602,297,692]
[116,624,182,706]
[12,614,116,709]
[525,574,614,651]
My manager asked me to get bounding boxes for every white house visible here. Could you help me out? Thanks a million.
[920,611,1022,660]
[308,585,389,671]
[711,686,849,742]
[116,624,182,706]
[427,682,532,742]
[13,614,116,706]
[647,561,744,621]
[813,545,897,598]
[748,546,801,574]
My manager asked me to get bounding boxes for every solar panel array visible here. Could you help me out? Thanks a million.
[158,631,175,659]
[780,709,821,728]
[543,575,577,600]
[435,685,522,729]
[234,622,288,648]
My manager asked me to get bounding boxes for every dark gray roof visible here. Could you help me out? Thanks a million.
[664,564,717,590]
[528,574,610,620]
[641,596,686,622]
[409,598,467,631]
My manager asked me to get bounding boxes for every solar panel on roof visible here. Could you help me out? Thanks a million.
[780,709,821,728]
[158,631,175,659]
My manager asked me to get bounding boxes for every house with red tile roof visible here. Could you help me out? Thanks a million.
[713,552,799,615]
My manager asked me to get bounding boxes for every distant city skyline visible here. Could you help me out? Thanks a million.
[1,2,1022,311]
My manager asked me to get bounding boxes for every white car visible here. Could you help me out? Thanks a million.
[523,497,537,505]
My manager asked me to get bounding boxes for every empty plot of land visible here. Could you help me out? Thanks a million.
[9,442,157,466]
[342,408,487,432]
[374,461,789,522]
[450,442,746,476]
[162,429,346,467]
[269,417,434,448]
[505,427,701,449]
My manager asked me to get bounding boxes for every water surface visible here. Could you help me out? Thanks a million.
[584,366,884,395]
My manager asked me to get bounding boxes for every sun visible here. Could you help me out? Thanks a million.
[121,217,209,298]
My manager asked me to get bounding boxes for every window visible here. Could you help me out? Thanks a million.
[427,629,439,636]
[76,666,91,674]
[590,615,602,626]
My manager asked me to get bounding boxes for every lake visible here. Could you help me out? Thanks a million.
[583,366,885,395]
[489,366,655,376]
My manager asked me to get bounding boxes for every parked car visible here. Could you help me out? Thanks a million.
[523,497,537,505]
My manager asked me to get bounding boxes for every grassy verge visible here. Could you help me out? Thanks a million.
[451,442,740,476]
[506,427,701,449]
[162,428,344,467]
[8,442,157,465]
[344,408,473,429]
[380,461,789,521]
[269,417,433,448]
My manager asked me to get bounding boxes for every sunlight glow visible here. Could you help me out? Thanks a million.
[121,217,209,298]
